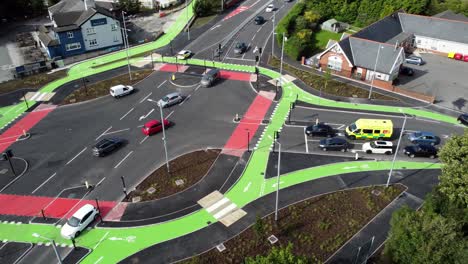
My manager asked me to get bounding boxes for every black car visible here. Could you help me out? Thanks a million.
[400,66,414,76]
[403,144,437,159]
[457,113,468,126]
[93,138,124,157]
[319,137,348,152]
[233,42,247,54]
[305,123,334,137]
[254,16,265,25]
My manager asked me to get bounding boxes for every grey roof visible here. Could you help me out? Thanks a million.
[399,13,468,44]
[385,31,413,45]
[353,13,403,43]
[49,0,116,16]
[433,10,468,22]
[323,19,338,26]
[338,37,354,65]
[348,37,402,74]
[38,25,59,46]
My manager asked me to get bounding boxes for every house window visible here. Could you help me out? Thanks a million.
[327,55,343,71]
[86,28,95,34]
[89,39,98,46]
[111,24,117,31]
[67,32,74,38]
[65,42,81,51]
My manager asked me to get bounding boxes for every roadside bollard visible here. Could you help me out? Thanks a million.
[355,152,359,160]
[316,118,319,125]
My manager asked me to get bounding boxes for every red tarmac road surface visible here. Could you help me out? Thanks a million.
[157,64,252,82]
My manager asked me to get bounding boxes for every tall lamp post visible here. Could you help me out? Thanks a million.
[272,32,287,88]
[386,109,407,187]
[186,0,190,40]
[32,233,62,264]
[147,99,170,173]
[122,11,132,80]
[271,11,276,55]
[368,44,383,99]
[268,134,281,222]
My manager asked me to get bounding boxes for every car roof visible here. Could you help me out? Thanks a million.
[165,92,180,97]
[145,119,160,126]
[178,50,189,54]
[327,137,346,143]
[72,204,94,219]
[414,131,435,136]
[110,84,126,90]
[375,141,392,146]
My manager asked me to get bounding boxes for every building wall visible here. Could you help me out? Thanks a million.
[414,35,468,54]
[57,29,86,57]
[81,13,123,51]
[319,51,353,78]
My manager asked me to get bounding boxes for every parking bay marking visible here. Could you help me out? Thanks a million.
[66,147,87,165]
[120,108,134,120]
[114,151,134,169]
[166,110,174,119]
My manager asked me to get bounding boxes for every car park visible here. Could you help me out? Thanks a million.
[457,113,468,126]
[233,42,247,54]
[362,141,393,154]
[110,84,134,98]
[404,144,437,159]
[61,204,99,239]
[319,137,348,152]
[177,50,192,60]
[142,119,172,136]
[157,92,183,108]
[92,138,124,157]
[305,123,334,137]
[254,16,265,25]
[200,68,221,87]
[265,4,275,12]
[399,66,414,76]
[405,55,425,65]
[408,131,440,145]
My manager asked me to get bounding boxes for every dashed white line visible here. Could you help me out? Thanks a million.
[93,232,109,250]
[251,33,257,41]
[120,108,134,120]
[114,151,134,169]
[140,136,149,144]
[31,172,57,194]
[139,92,152,103]
[66,147,87,165]
[180,94,191,105]
[166,110,174,118]
[96,177,106,187]
[304,127,309,153]
[96,126,112,141]
[104,128,130,136]
[157,80,167,89]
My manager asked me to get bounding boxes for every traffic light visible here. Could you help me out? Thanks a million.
[218,43,221,50]
[275,131,280,139]
[255,56,259,62]
[290,102,296,109]
[259,47,262,54]
[254,67,259,74]
[5,149,13,158]
[0,153,7,161]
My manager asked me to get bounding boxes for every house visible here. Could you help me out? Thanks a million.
[39,0,123,59]
[316,11,468,89]
[321,19,347,33]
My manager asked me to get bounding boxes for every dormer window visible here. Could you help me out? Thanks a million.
[67,32,74,38]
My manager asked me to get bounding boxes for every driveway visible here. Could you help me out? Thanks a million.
[396,53,468,112]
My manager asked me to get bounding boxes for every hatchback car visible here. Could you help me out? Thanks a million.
[61,204,99,239]
[399,66,414,76]
[457,113,468,126]
[408,131,440,145]
[200,68,221,87]
[177,50,192,60]
[362,141,393,155]
[92,138,124,157]
[404,144,437,159]
[305,123,334,137]
[254,16,265,25]
[233,42,247,54]
[265,4,275,12]
[157,92,183,108]
[142,119,172,136]
[405,55,424,65]
[319,137,348,152]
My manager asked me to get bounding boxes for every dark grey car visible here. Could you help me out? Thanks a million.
[93,138,124,157]
[233,42,247,54]
[200,69,221,87]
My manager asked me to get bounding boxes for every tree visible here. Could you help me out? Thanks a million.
[193,0,215,17]
[245,243,309,264]
[385,206,467,264]
[437,130,468,207]
[118,0,141,14]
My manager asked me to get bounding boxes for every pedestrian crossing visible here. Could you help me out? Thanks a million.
[23,91,55,102]
[198,191,246,227]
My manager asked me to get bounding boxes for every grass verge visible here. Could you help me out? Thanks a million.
[313,30,343,50]
[268,56,396,100]
[61,69,152,105]
[0,70,67,95]
[192,15,217,28]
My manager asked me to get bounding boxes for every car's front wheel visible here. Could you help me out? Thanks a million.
[366,150,372,154]
[322,148,327,151]
[385,151,392,155]
[429,155,435,159]
[409,154,415,158]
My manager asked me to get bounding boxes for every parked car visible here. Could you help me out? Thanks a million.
[142,119,172,136]
[408,131,440,145]
[233,42,247,54]
[265,4,275,12]
[305,123,334,137]
[61,204,99,239]
[200,68,221,87]
[157,92,183,108]
[110,84,134,98]
[457,113,468,126]
[362,141,393,155]
[92,138,124,157]
[177,50,192,60]
[254,16,265,25]
[399,66,414,76]
[319,137,348,152]
[405,55,425,65]
[404,144,437,159]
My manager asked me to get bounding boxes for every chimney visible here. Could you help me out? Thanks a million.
[84,0,96,10]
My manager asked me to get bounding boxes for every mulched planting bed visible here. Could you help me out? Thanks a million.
[184,184,405,263]
[0,70,67,94]
[124,149,221,202]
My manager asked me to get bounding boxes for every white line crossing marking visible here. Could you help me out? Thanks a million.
[96,126,112,141]
[114,151,134,169]
[213,203,237,219]
[120,108,134,120]
[93,232,109,250]
[206,197,230,213]
[140,136,149,144]
[166,110,174,118]
[31,172,57,194]
[157,80,167,89]
[139,92,152,103]
[66,147,87,165]
[180,95,190,105]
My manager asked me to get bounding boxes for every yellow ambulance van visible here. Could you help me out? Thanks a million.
[345,119,393,140]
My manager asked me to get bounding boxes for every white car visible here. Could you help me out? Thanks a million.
[61,204,99,239]
[362,141,393,155]
[110,84,134,98]
[265,4,275,12]
[177,50,192,60]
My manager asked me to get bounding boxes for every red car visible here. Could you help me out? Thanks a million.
[142,119,171,136]
[454,53,463,60]
[464,55,468,62]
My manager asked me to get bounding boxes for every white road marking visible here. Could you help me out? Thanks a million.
[120,108,134,120]
[31,172,57,194]
[114,151,134,169]
[96,177,106,187]
[296,105,405,118]
[157,80,167,89]
[96,126,112,141]
[224,57,256,62]
[307,139,320,142]
[66,147,87,165]
[166,110,174,118]
[251,33,257,41]
[139,92,152,103]
[139,136,149,144]
[139,108,154,121]
[272,181,284,188]
[243,182,252,192]
[180,94,191,106]
[93,232,109,250]
[242,44,251,59]
[104,128,130,136]
[304,127,309,153]
[415,117,440,124]
[210,25,221,30]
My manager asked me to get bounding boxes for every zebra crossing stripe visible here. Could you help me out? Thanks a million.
[206,197,230,213]
[213,203,237,219]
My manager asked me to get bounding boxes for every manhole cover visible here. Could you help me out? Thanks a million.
[175,179,184,186]
[146,187,156,194]
[216,243,226,252]
[0,169,8,174]
[268,235,278,244]
[132,196,141,203]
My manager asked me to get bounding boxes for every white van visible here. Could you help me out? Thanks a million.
[110,84,134,98]
[362,141,393,155]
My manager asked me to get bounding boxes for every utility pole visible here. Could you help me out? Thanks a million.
[386,112,407,187]
[369,44,383,99]
[122,11,132,80]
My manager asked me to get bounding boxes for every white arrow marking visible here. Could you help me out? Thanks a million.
[243,182,252,192]
[109,236,136,242]
[139,108,154,121]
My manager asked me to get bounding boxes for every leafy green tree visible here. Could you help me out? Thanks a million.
[295,17,308,31]
[118,0,141,14]
[245,243,309,264]
[193,0,215,17]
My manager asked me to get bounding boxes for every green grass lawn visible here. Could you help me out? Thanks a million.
[313,30,343,50]
[192,14,216,28]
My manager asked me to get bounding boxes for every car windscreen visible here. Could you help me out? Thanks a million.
[235,43,242,48]
[349,123,357,132]
[67,216,80,227]
[162,96,169,102]
[370,142,377,148]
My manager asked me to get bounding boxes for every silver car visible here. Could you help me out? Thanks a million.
[157,92,183,108]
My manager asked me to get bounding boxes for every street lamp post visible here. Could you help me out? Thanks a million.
[147,99,170,173]
[32,233,62,264]
[186,0,190,40]
[271,11,276,56]
[268,135,281,222]
[386,110,407,187]
[122,11,132,80]
[368,44,383,99]
[22,91,29,109]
